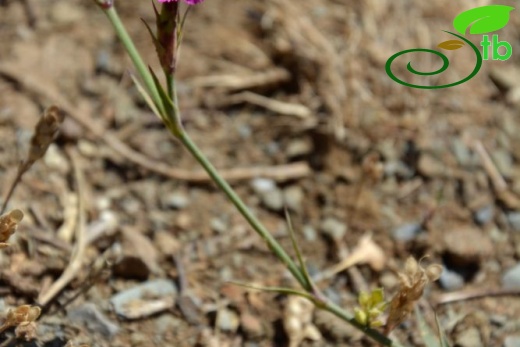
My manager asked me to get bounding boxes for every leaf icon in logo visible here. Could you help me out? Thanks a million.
[437,40,465,50]
[453,5,514,35]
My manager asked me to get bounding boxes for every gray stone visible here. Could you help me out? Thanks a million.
[110,279,177,319]
[320,217,347,241]
[68,303,119,339]
[161,192,190,209]
[502,263,520,289]
[439,267,465,291]
[474,205,494,225]
[392,222,422,242]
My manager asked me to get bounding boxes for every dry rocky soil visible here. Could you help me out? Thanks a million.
[1,0,520,346]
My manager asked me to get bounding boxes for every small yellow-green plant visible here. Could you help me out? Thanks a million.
[354,288,388,329]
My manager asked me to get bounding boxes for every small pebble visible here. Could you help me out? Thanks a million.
[392,222,422,242]
[438,267,465,291]
[161,192,190,209]
[240,312,264,339]
[320,217,347,241]
[110,279,177,319]
[210,217,228,234]
[250,178,276,194]
[502,263,520,289]
[474,204,494,225]
[443,226,494,266]
[260,188,284,211]
[216,308,240,333]
[283,186,304,212]
[454,327,483,347]
[418,154,446,178]
[302,225,317,242]
[286,138,312,158]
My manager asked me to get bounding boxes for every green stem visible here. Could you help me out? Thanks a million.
[103,6,163,113]
[176,130,309,289]
[323,300,401,347]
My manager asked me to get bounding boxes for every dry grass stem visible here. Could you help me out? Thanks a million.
[211,91,311,119]
[188,67,290,90]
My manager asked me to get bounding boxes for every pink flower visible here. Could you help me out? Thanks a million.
[158,0,204,4]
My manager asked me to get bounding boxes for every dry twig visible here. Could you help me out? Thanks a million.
[435,287,520,306]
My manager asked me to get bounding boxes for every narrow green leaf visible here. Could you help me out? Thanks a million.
[437,40,465,50]
[141,18,164,60]
[229,281,316,302]
[129,73,164,123]
[453,5,514,35]
[435,313,452,347]
[284,209,313,291]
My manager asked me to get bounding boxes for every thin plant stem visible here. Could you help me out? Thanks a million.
[103,6,164,114]
[99,4,403,346]
[176,130,309,289]
[323,300,403,347]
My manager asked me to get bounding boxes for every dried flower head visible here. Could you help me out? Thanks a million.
[385,256,442,334]
[5,305,41,327]
[0,209,24,247]
[0,305,41,340]
[26,105,64,166]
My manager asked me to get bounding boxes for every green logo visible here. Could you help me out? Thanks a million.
[386,5,515,89]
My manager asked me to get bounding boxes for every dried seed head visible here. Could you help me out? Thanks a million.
[5,305,41,327]
[26,105,64,166]
[0,209,24,247]
[385,257,442,334]
[15,322,38,341]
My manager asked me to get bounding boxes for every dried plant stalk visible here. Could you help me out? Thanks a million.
[1,105,64,214]
[384,257,442,335]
